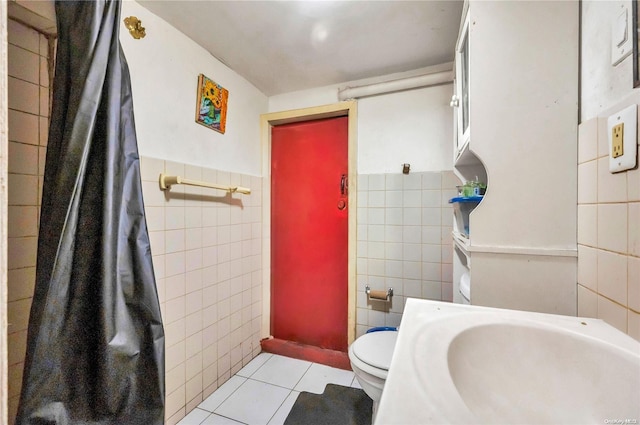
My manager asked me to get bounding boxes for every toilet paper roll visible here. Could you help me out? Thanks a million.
[369,289,389,300]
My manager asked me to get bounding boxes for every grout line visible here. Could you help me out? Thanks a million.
[579,284,638,313]
[241,353,273,379]
[577,243,638,258]
[264,388,295,425]
[247,363,312,392]
[200,376,248,415]
[214,412,249,425]
[202,357,343,425]
[6,73,43,87]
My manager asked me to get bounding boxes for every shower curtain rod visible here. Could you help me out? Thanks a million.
[159,173,251,195]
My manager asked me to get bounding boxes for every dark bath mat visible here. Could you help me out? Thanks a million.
[284,383,373,425]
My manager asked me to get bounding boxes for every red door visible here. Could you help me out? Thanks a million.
[271,117,348,352]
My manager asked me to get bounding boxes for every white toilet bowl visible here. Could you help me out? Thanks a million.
[348,330,398,417]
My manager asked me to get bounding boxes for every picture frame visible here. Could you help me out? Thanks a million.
[195,73,229,134]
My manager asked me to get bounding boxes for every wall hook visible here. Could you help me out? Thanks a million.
[124,16,146,39]
[402,163,410,174]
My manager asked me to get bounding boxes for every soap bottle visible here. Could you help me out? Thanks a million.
[466,176,486,197]
[475,177,486,196]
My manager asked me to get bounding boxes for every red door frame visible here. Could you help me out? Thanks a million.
[260,101,358,347]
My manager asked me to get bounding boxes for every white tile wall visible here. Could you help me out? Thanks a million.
[577,114,640,341]
[6,20,51,423]
[355,171,458,337]
[140,157,263,425]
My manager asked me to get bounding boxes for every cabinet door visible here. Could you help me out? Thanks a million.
[455,12,470,153]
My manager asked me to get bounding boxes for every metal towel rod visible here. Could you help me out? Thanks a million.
[159,173,251,195]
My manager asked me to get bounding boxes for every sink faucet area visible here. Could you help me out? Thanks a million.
[376,299,640,425]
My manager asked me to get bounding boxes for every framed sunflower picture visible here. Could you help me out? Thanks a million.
[195,74,229,134]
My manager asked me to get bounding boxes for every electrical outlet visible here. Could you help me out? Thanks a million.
[612,123,624,158]
[608,104,638,173]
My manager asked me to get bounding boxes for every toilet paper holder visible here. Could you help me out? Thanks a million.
[366,285,393,302]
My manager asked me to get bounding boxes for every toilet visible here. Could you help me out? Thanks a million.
[348,329,398,417]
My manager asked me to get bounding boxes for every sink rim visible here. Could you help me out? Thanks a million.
[376,299,640,425]
[412,314,640,423]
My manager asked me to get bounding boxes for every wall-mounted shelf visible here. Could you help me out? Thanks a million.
[453,144,487,187]
[453,231,470,251]
[449,196,483,238]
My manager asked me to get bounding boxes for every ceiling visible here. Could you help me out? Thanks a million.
[137,0,464,96]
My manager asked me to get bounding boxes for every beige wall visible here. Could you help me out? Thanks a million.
[581,0,635,122]
[140,157,263,425]
[121,0,267,175]
[578,0,640,343]
[268,77,454,176]
[6,19,50,423]
[577,105,640,341]
[1,1,8,423]
[141,158,262,424]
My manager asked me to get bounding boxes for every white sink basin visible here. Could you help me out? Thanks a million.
[376,299,640,425]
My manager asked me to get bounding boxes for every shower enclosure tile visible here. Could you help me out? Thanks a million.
[8,77,39,115]
[8,19,40,53]
[7,206,37,238]
[7,110,38,145]
[8,142,38,175]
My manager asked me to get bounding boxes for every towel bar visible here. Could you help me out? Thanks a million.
[159,173,251,195]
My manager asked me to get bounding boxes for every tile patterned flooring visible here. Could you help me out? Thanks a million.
[177,353,363,425]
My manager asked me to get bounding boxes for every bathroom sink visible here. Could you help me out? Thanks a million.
[376,299,640,425]
[445,320,639,423]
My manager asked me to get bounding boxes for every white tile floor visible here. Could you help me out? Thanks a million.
[177,353,363,425]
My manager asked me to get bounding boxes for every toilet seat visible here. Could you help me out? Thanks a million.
[349,330,398,414]
[351,331,398,371]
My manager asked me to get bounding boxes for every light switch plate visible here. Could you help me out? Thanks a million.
[611,5,633,66]
[608,104,638,173]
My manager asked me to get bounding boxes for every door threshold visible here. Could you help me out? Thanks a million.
[260,338,352,371]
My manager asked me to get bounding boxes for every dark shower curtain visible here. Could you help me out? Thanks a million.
[16,1,165,424]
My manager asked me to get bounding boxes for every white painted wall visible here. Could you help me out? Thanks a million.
[269,79,454,174]
[120,1,267,176]
[581,0,639,121]
[357,84,453,174]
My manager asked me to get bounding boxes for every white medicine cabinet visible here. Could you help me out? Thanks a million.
[452,12,470,156]
[449,0,578,315]
[450,4,486,251]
